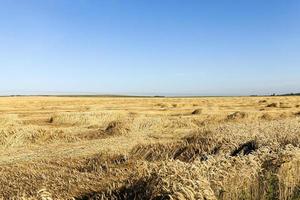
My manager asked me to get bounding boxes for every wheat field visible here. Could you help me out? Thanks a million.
[0,96,299,200]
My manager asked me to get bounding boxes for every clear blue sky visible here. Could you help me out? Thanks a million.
[0,0,299,96]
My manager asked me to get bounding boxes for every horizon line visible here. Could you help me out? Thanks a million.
[1,92,299,98]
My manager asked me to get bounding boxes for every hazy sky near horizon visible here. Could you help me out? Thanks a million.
[0,0,300,96]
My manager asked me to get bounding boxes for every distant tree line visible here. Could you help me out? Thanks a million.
[250,92,300,97]
[279,92,300,96]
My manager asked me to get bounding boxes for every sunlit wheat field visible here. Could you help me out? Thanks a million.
[0,96,299,200]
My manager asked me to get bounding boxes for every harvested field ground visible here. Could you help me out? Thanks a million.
[0,96,300,200]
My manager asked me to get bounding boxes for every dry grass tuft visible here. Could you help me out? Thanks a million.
[260,113,274,120]
[267,102,279,108]
[258,100,267,104]
[105,121,131,136]
[191,109,202,115]
[294,111,300,116]
[226,111,247,120]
